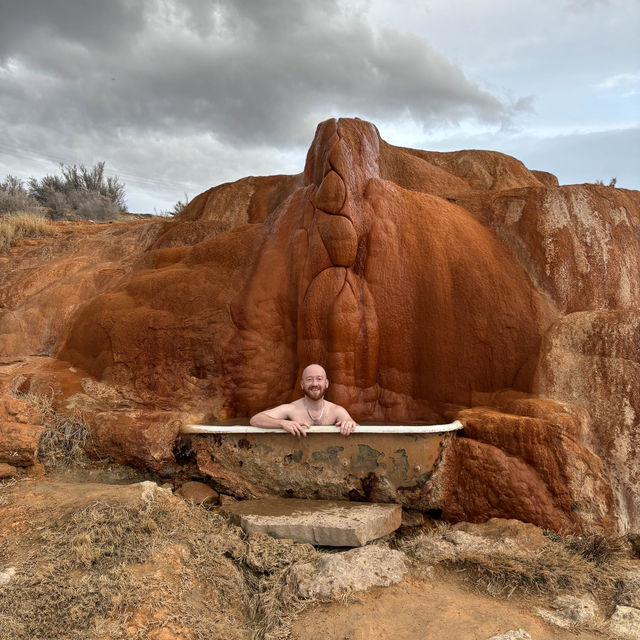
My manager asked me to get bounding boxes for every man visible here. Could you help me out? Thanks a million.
[249,364,358,437]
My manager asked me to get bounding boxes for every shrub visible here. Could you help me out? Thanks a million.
[0,175,42,215]
[163,193,190,217]
[28,161,127,217]
[593,177,618,187]
[75,192,121,221]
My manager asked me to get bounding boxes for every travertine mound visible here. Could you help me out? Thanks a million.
[1,117,638,533]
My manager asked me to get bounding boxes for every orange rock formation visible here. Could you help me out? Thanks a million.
[1,118,638,533]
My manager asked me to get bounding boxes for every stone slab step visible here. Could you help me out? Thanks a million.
[222,498,402,547]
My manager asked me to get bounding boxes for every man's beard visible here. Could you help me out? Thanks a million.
[304,386,325,401]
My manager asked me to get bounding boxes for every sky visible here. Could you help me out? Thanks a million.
[0,0,638,212]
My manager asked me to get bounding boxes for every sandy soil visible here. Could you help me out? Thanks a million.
[294,572,604,640]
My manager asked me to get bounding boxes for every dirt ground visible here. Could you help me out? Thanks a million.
[0,476,630,640]
[294,572,603,640]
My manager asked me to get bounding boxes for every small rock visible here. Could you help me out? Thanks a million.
[175,481,219,506]
[139,480,172,503]
[609,605,640,639]
[0,567,16,585]
[617,569,640,608]
[218,494,238,507]
[536,593,598,628]
[0,462,18,478]
[292,545,408,599]
[487,629,531,640]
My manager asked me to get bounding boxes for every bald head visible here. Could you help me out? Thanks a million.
[301,363,329,401]
[302,363,327,380]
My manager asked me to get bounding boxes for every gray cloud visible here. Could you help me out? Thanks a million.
[0,0,508,152]
[1,0,636,210]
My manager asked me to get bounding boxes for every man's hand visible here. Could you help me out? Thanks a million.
[336,419,357,436]
[281,420,309,438]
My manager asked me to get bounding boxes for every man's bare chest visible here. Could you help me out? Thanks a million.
[290,403,338,425]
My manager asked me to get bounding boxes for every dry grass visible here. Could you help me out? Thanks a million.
[564,533,629,566]
[0,483,326,640]
[242,534,318,640]
[37,410,89,470]
[11,390,89,471]
[399,523,633,604]
[0,488,253,640]
[0,212,55,252]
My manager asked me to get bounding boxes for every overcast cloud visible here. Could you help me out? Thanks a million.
[0,0,638,211]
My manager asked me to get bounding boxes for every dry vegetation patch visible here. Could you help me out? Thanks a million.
[0,213,56,252]
[0,481,328,640]
[10,390,89,471]
[0,483,252,640]
[399,523,634,607]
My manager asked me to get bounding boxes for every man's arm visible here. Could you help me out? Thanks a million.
[334,405,358,436]
[249,404,309,438]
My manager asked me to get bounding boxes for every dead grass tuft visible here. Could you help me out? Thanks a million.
[242,534,318,640]
[399,523,632,604]
[564,533,629,566]
[37,411,89,470]
[0,478,17,508]
[11,390,89,471]
[0,212,55,253]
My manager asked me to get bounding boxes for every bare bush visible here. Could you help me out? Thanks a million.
[75,192,121,221]
[28,161,127,217]
[0,175,42,215]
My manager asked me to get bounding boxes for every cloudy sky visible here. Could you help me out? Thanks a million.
[1,0,638,212]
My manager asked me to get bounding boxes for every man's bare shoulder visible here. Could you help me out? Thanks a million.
[261,402,298,419]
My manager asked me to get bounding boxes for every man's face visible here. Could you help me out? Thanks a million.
[301,366,329,401]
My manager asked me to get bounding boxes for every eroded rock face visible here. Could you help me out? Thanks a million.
[433,400,615,532]
[223,118,553,420]
[535,310,640,531]
[1,117,638,533]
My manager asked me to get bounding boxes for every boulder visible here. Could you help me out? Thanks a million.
[433,403,615,532]
[0,422,44,466]
[536,593,598,628]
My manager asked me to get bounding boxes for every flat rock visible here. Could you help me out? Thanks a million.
[609,605,640,639]
[222,498,402,546]
[536,593,598,628]
[292,545,407,598]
